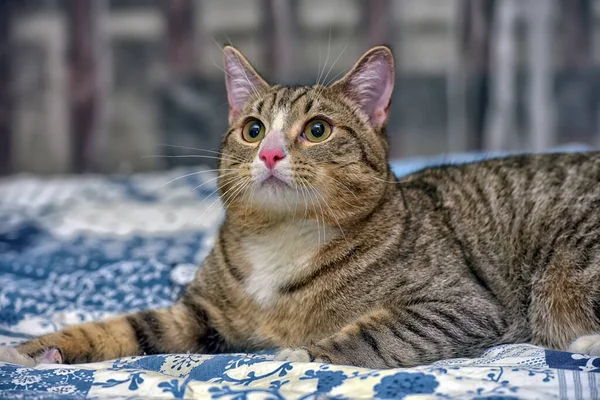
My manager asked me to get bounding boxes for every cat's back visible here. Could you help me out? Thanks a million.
[401,151,600,186]
[397,151,600,308]
[399,151,600,216]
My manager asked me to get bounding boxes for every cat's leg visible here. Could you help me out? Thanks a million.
[275,299,507,368]
[0,347,62,367]
[528,248,600,351]
[0,298,227,365]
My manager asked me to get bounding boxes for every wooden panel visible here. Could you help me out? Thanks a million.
[367,0,393,47]
[67,0,109,173]
[13,12,70,175]
[165,0,196,79]
[0,1,13,175]
[263,0,297,83]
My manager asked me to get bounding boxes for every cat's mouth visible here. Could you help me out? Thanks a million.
[251,167,295,203]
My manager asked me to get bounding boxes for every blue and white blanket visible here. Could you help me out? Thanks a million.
[1,149,599,399]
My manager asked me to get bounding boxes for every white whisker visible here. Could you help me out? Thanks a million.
[156,144,246,163]
[371,175,399,184]
[317,27,332,87]
[320,43,348,93]
[297,178,310,237]
[188,176,248,234]
[143,154,246,165]
[281,180,301,237]
[315,39,323,86]
[320,174,358,200]
[160,169,238,188]
[191,171,240,193]
[324,66,350,87]
[239,178,255,222]
[305,181,328,247]
[222,179,251,212]
[306,180,348,245]
[302,177,322,248]
[245,177,258,222]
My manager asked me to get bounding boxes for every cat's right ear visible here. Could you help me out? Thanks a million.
[223,46,268,124]
[331,46,394,130]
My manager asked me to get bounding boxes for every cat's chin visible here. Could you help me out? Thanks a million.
[261,176,289,189]
[250,178,304,211]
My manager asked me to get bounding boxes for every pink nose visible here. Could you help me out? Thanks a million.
[259,148,285,169]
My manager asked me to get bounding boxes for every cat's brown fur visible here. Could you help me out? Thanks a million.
[3,45,600,369]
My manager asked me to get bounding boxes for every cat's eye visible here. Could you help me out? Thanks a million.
[302,119,332,143]
[242,119,265,143]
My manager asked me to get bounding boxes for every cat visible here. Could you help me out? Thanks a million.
[2,45,600,369]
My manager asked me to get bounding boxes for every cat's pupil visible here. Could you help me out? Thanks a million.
[249,123,261,138]
[311,122,325,138]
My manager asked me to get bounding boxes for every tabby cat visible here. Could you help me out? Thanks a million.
[3,45,600,369]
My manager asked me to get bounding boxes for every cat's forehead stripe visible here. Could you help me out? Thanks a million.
[276,87,292,108]
[304,99,314,114]
[266,91,279,111]
[256,99,265,115]
[289,89,309,107]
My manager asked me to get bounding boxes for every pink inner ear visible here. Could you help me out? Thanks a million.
[347,56,394,127]
[223,50,266,122]
[226,59,254,108]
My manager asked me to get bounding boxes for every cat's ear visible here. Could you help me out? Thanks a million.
[223,46,268,123]
[332,46,394,129]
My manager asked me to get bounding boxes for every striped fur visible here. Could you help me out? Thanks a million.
[5,46,600,369]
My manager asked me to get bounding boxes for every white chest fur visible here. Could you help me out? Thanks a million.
[242,221,334,307]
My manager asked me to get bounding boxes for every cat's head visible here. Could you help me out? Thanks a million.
[218,45,395,226]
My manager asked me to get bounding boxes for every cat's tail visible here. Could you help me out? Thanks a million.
[0,299,226,365]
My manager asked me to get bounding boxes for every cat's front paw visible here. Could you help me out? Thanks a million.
[569,335,600,356]
[274,347,329,363]
[0,346,62,367]
[0,347,36,367]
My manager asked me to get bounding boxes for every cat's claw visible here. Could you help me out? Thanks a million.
[0,346,62,367]
[274,348,325,363]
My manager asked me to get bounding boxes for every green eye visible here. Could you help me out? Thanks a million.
[303,119,332,142]
[242,119,265,142]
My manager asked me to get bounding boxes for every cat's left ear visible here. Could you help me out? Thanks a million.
[223,46,269,124]
[332,46,394,129]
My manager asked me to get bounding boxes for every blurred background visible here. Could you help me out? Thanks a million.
[0,0,599,175]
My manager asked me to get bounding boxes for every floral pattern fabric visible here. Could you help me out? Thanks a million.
[1,149,599,399]
[1,345,599,399]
